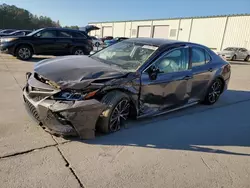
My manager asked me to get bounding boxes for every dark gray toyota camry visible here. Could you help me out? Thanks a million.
[23,38,231,139]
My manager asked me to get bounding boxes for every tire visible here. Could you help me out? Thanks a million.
[97,91,130,133]
[231,55,236,61]
[244,55,250,62]
[202,78,223,105]
[72,47,85,55]
[16,45,33,60]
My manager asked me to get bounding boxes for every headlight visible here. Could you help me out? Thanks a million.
[0,38,17,43]
[51,90,98,101]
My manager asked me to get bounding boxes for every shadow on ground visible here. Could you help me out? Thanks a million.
[67,89,250,156]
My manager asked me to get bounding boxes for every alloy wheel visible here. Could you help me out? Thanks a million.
[208,81,222,103]
[109,99,130,132]
[74,49,84,55]
[18,48,31,59]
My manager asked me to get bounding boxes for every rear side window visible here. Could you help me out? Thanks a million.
[58,31,72,38]
[72,31,87,38]
[191,47,208,67]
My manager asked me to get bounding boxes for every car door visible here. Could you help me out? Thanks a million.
[190,46,214,101]
[140,46,192,115]
[32,29,58,54]
[240,48,248,59]
[55,30,73,54]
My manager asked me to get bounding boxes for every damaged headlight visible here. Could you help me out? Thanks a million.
[51,90,98,101]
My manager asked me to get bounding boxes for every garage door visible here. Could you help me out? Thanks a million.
[102,26,113,37]
[153,25,169,39]
[137,26,151,37]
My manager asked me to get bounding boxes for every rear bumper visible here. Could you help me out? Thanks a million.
[23,73,106,139]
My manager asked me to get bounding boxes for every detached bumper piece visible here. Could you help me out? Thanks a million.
[23,85,106,139]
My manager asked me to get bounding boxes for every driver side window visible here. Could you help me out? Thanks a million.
[153,47,189,74]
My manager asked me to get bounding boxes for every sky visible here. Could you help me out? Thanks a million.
[1,0,250,26]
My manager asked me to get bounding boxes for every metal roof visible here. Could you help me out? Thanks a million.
[89,13,250,24]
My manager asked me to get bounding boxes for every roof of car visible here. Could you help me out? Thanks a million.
[125,37,184,46]
[42,27,82,32]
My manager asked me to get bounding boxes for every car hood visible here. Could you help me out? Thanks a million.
[34,55,126,89]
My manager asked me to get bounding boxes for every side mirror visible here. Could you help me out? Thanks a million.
[148,65,160,80]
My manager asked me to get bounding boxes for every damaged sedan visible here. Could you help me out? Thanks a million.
[23,38,231,139]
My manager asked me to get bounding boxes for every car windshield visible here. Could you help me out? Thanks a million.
[27,28,43,36]
[224,47,237,51]
[91,41,158,72]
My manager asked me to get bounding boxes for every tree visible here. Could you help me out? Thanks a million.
[0,3,59,29]
[63,25,79,30]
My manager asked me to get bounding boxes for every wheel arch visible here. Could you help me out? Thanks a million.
[97,88,139,118]
[14,43,35,55]
[71,46,88,54]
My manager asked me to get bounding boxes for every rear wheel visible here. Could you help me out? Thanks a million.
[16,45,33,60]
[231,55,236,61]
[203,79,223,105]
[244,55,250,62]
[97,91,130,133]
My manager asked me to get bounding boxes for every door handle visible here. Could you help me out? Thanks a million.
[184,75,192,80]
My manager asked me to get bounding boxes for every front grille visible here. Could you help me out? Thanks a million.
[24,96,40,121]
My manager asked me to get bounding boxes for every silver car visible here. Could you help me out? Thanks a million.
[218,47,250,61]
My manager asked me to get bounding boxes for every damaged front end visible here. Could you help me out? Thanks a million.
[23,72,106,139]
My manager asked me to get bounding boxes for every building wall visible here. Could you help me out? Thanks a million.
[153,20,180,39]
[130,21,152,38]
[89,14,250,50]
[113,22,125,37]
[124,22,132,37]
[222,15,250,50]
[189,17,227,50]
[178,19,192,41]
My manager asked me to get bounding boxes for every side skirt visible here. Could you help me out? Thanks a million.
[137,100,200,119]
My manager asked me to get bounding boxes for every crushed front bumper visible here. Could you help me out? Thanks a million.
[23,73,106,139]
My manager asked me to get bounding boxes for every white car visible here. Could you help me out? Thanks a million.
[217,47,250,61]
[89,36,103,47]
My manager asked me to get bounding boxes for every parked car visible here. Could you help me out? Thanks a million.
[89,36,103,47]
[0,29,17,34]
[101,36,113,42]
[0,30,32,37]
[0,27,93,60]
[103,37,129,47]
[218,47,250,61]
[23,38,231,139]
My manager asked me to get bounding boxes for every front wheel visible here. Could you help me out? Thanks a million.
[16,45,33,60]
[202,79,223,105]
[244,55,250,62]
[97,91,130,133]
[72,48,85,55]
[231,55,236,61]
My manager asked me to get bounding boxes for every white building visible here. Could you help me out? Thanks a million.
[89,14,250,51]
